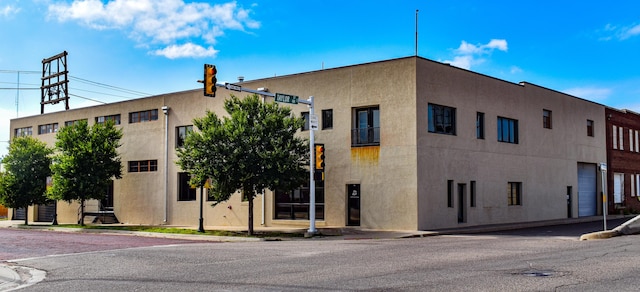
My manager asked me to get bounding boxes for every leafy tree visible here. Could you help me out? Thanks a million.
[177,94,309,235]
[49,120,123,225]
[0,136,53,225]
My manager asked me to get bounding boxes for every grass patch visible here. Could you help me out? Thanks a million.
[49,224,304,238]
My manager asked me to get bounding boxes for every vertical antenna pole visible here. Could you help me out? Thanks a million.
[415,9,419,56]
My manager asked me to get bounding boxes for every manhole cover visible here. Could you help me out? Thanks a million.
[521,271,553,277]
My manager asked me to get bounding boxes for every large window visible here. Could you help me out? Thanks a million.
[352,106,380,146]
[322,109,333,130]
[274,180,324,220]
[428,103,456,135]
[128,160,158,172]
[301,112,310,131]
[15,127,32,137]
[176,125,193,148]
[508,182,522,206]
[178,172,196,201]
[476,112,485,139]
[96,114,121,125]
[543,109,552,129]
[129,109,158,123]
[38,123,58,135]
[497,117,518,144]
[64,119,87,127]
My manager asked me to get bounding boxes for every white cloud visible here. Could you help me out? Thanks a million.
[444,39,508,70]
[152,43,218,59]
[0,5,21,18]
[599,23,640,41]
[47,0,260,58]
[563,87,612,101]
[510,66,523,74]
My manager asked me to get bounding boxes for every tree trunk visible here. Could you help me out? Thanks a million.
[80,199,85,226]
[24,205,28,226]
[247,191,254,236]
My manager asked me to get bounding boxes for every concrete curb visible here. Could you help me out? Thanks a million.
[0,265,21,291]
[579,230,620,241]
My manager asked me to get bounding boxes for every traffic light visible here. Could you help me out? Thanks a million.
[315,144,325,170]
[204,64,217,97]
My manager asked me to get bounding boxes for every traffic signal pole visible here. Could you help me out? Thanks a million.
[215,82,318,235]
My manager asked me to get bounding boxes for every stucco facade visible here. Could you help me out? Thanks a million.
[8,57,608,230]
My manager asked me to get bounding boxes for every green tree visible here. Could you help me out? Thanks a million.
[49,120,123,226]
[177,94,309,235]
[0,136,53,225]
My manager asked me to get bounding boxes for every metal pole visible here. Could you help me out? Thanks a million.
[198,186,205,232]
[308,96,317,235]
[602,170,607,230]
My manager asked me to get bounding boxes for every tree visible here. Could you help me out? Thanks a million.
[49,120,123,226]
[0,136,53,225]
[177,94,309,235]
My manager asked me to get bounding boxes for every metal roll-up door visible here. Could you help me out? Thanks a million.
[13,207,26,220]
[36,203,56,222]
[577,163,597,217]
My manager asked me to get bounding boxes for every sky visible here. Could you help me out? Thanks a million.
[1,0,640,156]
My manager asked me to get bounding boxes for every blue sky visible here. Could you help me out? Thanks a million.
[1,0,640,155]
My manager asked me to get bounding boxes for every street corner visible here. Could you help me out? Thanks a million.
[579,230,620,241]
[0,263,47,291]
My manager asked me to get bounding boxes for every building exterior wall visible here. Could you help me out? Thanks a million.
[604,107,640,214]
[415,59,606,230]
[7,56,608,231]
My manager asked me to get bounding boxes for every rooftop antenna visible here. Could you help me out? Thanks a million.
[415,9,419,56]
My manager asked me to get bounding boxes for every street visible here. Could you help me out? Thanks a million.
[1,219,639,291]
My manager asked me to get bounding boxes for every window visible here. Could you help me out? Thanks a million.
[301,112,310,131]
[508,182,522,206]
[619,126,624,150]
[14,127,32,137]
[447,180,454,208]
[96,114,121,125]
[352,106,380,146]
[470,181,476,207]
[274,180,324,220]
[176,125,193,148]
[476,112,485,139]
[587,120,594,137]
[322,109,333,130]
[129,109,158,123]
[178,172,197,201]
[64,119,87,127]
[497,117,518,144]
[543,109,552,129]
[38,123,58,135]
[128,160,158,172]
[613,125,618,149]
[428,103,456,135]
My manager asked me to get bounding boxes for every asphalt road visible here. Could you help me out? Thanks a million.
[2,219,639,291]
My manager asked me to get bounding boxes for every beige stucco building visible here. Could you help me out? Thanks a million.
[8,57,607,230]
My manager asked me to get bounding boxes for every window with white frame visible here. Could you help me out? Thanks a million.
[635,174,640,197]
[619,126,624,150]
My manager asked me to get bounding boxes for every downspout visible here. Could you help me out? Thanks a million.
[162,105,169,224]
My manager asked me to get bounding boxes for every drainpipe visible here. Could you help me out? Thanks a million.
[162,105,170,224]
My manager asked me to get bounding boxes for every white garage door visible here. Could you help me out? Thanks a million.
[578,163,597,217]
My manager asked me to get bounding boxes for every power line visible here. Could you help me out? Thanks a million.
[70,76,152,96]
[69,93,108,104]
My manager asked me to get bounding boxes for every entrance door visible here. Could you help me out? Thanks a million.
[100,181,114,211]
[347,184,360,226]
[458,184,466,223]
